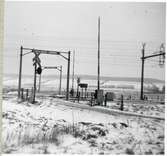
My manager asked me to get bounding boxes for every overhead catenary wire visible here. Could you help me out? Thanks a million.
[4,34,165,78]
[5,33,164,44]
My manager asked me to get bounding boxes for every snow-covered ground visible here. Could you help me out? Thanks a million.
[106,101,165,118]
[2,91,164,154]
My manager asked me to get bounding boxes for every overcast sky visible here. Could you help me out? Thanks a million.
[3,1,166,80]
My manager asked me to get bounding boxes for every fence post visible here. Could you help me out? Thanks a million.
[91,95,93,106]
[30,87,34,103]
[120,95,124,111]
[26,89,29,100]
[77,92,80,103]
[104,93,107,107]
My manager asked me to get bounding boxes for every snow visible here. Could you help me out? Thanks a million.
[106,101,165,118]
[2,75,165,154]
[2,91,165,154]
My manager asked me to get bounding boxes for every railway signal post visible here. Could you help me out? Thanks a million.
[17,47,71,101]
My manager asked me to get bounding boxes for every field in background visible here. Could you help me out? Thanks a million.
[3,75,165,98]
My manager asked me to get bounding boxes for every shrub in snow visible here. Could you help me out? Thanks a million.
[125,148,135,155]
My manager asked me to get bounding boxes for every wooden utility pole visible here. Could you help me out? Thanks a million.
[72,50,75,90]
[18,46,23,98]
[97,16,100,91]
[66,51,71,100]
[140,43,145,100]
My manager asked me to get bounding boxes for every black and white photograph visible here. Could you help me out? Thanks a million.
[1,0,166,155]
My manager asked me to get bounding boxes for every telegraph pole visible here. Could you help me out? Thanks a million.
[18,46,23,98]
[72,50,75,90]
[140,43,145,100]
[97,16,100,91]
[66,51,71,100]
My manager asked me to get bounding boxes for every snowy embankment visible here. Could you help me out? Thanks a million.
[2,92,164,154]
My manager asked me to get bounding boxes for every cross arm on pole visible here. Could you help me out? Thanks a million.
[59,53,68,60]
[22,51,33,56]
[26,48,68,55]
[22,47,69,59]
[34,50,68,60]
[142,52,165,60]
[22,47,33,51]
[43,66,62,72]
[21,48,33,56]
